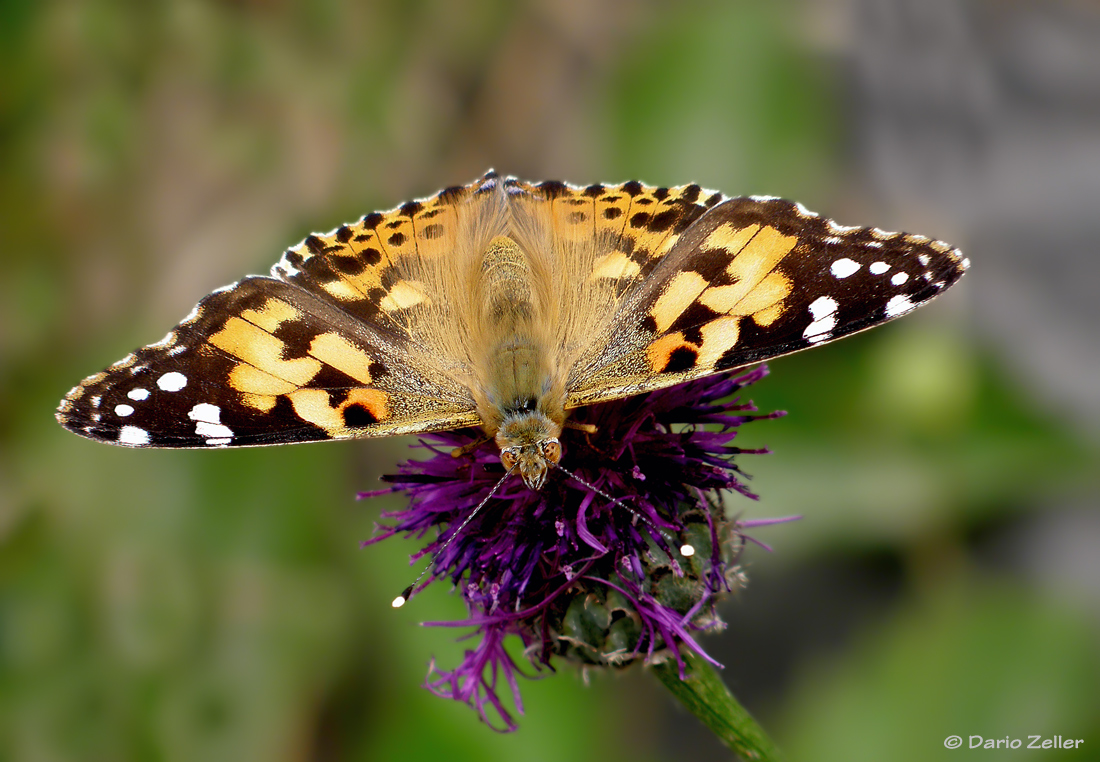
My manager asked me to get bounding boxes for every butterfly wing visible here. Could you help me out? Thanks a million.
[499,178,729,398]
[56,275,484,447]
[55,177,514,448]
[502,177,727,292]
[565,195,969,407]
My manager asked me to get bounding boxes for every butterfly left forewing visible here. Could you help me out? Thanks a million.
[58,175,529,449]
[57,276,480,448]
[565,196,968,407]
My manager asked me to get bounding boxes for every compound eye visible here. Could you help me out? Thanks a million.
[501,449,518,470]
[541,439,561,464]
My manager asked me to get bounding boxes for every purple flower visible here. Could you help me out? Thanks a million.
[360,366,787,730]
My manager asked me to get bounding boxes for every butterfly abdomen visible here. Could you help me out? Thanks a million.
[480,235,535,326]
[473,236,563,433]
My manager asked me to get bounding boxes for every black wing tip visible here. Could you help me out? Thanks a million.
[721,195,970,272]
[56,393,339,449]
[55,401,146,447]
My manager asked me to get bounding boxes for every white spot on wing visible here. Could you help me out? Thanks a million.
[918,254,931,266]
[149,331,176,348]
[196,422,233,442]
[180,305,202,325]
[885,294,915,317]
[118,426,150,446]
[188,403,222,424]
[158,372,187,391]
[831,258,860,278]
[188,403,234,444]
[804,317,837,343]
[869,261,890,275]
[128,388,150,401]
[827,220,860,234]
[809,295,838,319]
[114,404,134,417]
[275,258,300,278]
[891,271,909,285]
[803,296,839,343]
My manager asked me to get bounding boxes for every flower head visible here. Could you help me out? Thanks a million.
[360,366,785,730]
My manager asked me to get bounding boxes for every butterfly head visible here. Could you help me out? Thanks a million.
[495,411,562,490]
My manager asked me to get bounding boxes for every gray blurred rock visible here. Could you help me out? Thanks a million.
[846,0,1100,429]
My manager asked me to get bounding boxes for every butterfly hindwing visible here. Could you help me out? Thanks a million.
[57,276,479,448]
[565,196,968,407]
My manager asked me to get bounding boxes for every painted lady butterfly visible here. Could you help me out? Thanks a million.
[57,171,968,488]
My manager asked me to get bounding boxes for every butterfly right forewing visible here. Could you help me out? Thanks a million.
[564,196,968,407]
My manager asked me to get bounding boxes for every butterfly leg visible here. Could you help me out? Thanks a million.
[450,436,492,458]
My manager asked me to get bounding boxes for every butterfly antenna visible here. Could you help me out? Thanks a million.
[549,461,694,558]
[391,464,516,608]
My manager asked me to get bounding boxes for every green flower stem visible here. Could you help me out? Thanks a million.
[652,651,783,761]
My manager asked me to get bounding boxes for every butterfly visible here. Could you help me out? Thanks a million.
[57,171,968,488]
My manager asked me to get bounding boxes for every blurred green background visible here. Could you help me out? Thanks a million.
[2,1,1098,760]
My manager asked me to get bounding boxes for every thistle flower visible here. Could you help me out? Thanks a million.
[360,365,786,732]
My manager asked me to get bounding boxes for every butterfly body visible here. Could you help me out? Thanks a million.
[475,234,565,489]
[473,236,561,429]
[57,171,968,480]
